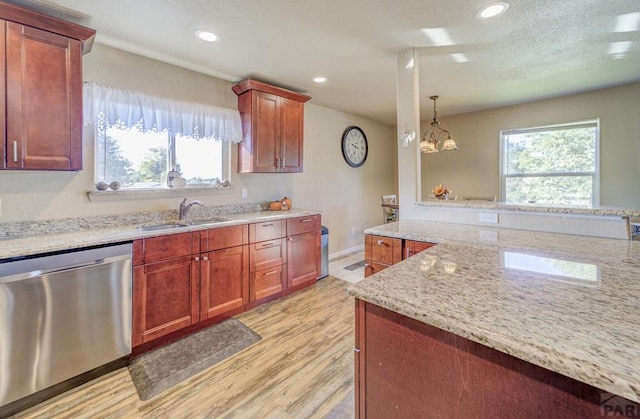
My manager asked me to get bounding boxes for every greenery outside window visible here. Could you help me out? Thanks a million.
[500,120,599,207]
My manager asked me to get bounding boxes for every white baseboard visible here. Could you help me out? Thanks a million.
[329,244,364,260]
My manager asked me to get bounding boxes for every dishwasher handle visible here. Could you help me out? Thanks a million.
[0,258,113,284]
[0,243,132,283]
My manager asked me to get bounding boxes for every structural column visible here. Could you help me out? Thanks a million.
[396,48,421,220]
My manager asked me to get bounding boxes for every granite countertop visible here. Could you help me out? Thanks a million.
[348,220,640,403]
[414,199,640,218]
[0,208,321,260]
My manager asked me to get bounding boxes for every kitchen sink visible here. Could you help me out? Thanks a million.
[136,217,232,231]
[186,216,232,226]
[137,222,188,231]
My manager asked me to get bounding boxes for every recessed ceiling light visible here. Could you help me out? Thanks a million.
[477,2,509,19]
[313,77,327,83]
[196,30,220,42]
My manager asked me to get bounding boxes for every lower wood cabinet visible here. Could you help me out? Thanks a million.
[200,245,249,320]
[364,234,436,278]
[364,234,402,278]
[132,216,321,353]
[285,215,321,291]
[132,255,199,346]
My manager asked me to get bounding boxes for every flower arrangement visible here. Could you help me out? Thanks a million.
[432,184,452,199]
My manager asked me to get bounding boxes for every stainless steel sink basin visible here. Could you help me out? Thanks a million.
[186,216,232,226]
[136,217,232,231]
[137,223,188,231]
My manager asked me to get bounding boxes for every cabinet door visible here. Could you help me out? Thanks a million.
[404,240,435,259]
[5,22,82,170]
[252,91,279,172]
[132,255,199,346]
[286,230,320,289]
[200,245,249,320]
[279,97,303,172]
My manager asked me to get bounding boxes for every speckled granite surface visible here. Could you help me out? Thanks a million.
[414,199,640,217]
[0,206,321,260]
[348,220,640,403]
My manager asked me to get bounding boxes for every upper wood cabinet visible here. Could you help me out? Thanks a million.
[233,79,311,173]
[0,3,95,171]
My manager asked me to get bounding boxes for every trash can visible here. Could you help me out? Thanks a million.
[318,226,329,279]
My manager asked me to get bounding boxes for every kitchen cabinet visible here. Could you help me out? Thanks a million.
[199,225,249,320]
[132,225,249,349]
[286,215,321,291]
[0,3,95,170]
[364,234,402,278]
[249,219,287,302]
[233,79,311,173]
[132,232,200,347]
[364,234,436,277]
[404,240,435,259]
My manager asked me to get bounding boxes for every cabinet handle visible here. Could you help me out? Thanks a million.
[363,263,370,267]
[301,219,312,223]
[261,242,275,247]
[281,157,285,167]
[354,348,361,353]
[288,237,292,242]
[13,141,18,162]
[194,256,200,261]
[202,256,208,261]
[377,239,384,246]
[262,223,274,227]
[264,270,277,276]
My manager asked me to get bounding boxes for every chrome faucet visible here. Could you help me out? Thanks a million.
[179,198,203,220]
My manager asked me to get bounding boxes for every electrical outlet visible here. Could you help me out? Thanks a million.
[479,212,498,224]
[241,188,247,199]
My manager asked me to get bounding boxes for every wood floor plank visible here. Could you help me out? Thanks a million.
[11,276,354,419]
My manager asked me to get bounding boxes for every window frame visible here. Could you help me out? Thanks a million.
[499,119,600,207]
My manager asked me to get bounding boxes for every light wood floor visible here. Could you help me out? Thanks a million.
[13,276,355,419]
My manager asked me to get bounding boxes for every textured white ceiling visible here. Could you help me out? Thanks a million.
[8,0,640,124]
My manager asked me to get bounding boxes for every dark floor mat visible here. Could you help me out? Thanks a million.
[128,318,261,400]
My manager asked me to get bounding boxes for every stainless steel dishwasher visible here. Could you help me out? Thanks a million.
[0,243,132,409]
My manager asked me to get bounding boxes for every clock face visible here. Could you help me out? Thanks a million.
[341,126,368,167]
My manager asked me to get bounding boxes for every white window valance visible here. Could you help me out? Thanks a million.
[83,82,243,143]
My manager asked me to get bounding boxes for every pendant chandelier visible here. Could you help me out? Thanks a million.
[420,95,458,153]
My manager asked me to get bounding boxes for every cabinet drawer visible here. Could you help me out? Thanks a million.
[200,225,248,252]
[250,238,286,272]
[139,232,199,264]
[287,215,320,236]
[365,234,402,266]
[250,265,285,301]
[249,220,286,243]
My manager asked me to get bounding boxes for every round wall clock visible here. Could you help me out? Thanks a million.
[341,126,368,167]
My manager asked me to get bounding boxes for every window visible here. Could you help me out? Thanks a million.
[84,83,242,191]
[95,128,228,189]
[500,120,599,207]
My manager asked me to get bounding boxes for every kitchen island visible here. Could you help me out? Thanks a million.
[347,220,640,418]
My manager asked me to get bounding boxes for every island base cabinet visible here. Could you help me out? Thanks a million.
[354,300,638,419]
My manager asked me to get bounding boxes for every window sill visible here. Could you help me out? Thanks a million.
[87,185,235,202]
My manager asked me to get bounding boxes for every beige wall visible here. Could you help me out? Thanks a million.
[0,43,397,254]
[420,83,640,209]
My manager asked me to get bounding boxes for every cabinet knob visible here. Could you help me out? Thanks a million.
[363,263,370,267]
[194,256,200,262]
[202,256,208,261]
[288,237,293,242]
[13,141,18,162]
[377,239,384,246]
